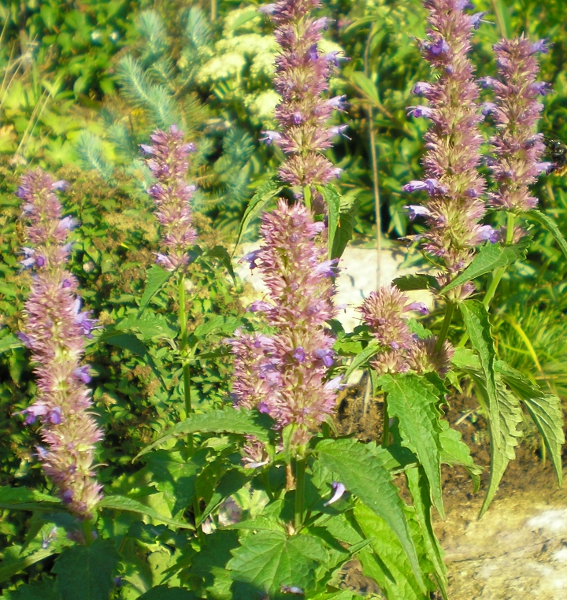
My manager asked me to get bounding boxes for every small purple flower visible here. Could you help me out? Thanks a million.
[242,249,262,270]
[315,348,334,367]
[405,205,432,219]
[407,105,433,119]
[324,481,346,506]
[469,11,487,29]
[293,347,306,362]
[411,82,433,96]
[530,39,549,54]
[481,102,497,116]
[407,302,429,315]
[260,131,282,145]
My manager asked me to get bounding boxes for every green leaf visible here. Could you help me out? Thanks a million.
[138,265,174,315]
[317,184,341,260]
[316,438,424,591]
[470,374,522,517]
[438,421,482,492]
[497,361,564,485]
[53,538,119,600]
[199,469,253,526]
[97,495,193,529]
[203,245,236,281]
[2,578,59,600]
[343,342,381,380]
[116,311,177,340]
[460,300,499,445]
[0,333,24,355]
[392,274,440,292]
[441,240,530,293]
[227,531,327,597]
[332,194,359,260]
[233,179,282,253]
[138,586,199,600]
[192,315,242,341]
[0,486,62,511]
[493,0,512,39]
[0,548,56,584]
[379,375,444,518]
[350,72,380,106]
[405,468,447,599]
[355,504,426,600]
[528,210,567,260]
[136,409,271,458]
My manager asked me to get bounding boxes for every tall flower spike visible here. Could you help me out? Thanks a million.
[261,0,345,194]
[17,170,103,519]
[141,125,197,271]
[404,0,491,296]
[486,35,549,212]
[231,200,339,448]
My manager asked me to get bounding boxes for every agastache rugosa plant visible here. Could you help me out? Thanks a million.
[17,169,102,520]
[260,0,345,207]
[404,0,492,301]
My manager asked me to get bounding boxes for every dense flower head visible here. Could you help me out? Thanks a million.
[141,125,197,271]
[260,0,345,193]
[405,0,490,293]
[230,200,338,448]
[17,170,103,519]
[486,35,548,211]
[359,285,450,377]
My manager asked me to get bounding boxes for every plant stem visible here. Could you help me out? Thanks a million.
[381,395,390,448]
[294,458,306,531]
[178,273,194,453]
[436,300,455,353]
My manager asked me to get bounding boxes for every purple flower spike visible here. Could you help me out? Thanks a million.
[262,0,348,194]
[230,201,339,449]
[142,125,198,271]
[17,169,103,519]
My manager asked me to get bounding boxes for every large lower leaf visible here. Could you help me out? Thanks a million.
[471,375,523,517]
[137,586,199,600]
[53,538,119,600]
[405,467,447,599]
[97,495,193,529]
[316,438,424,591]
[136,409,271,458]
[460,300,500,445]
[497,361,564,485]
[438,421,482,492]
[227,531,327,598]
[355,503,427,600]
[379,374,444,518]
[441,239,529,293]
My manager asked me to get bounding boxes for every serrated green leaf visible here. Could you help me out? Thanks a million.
[199,469,253,526]
[3,578,59,600]
[343,342,381,379]
[233,179,282,252]
[355,504,426,600]
[438,421,482,492]
[379,375,444,518]
[471,375,522,517]
[0,333,23,354]
[392,274,440,292]
[192,315,242,340]
[0,486,61,511]
[450,347,481,371]
[224,516,286,532]
[97,495,193,529]
[332,195,358,260]
[441,240,529,293]
[227,531,327,597]
[316,438,424,591]
[136,409,271,458]
[138,265,174,315]
[497,361,564,486]
[460,300,500,446]
[53,538,119,600]
[405,467,447,599]
[528,209,567,260]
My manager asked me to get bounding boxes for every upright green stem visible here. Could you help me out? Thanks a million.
[178,273,193,453]
[436,300,455,353]
[381,395,390,448]
[82,518,94,546]
[294,458,306,531]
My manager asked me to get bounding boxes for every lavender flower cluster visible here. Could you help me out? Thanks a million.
[484,35,550,213]
[404,0,492,295]
[260,0,345,196]
[17,170,102,519]
[230,200,340,449]
[141,125,198,271]
[359,286,452,377]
